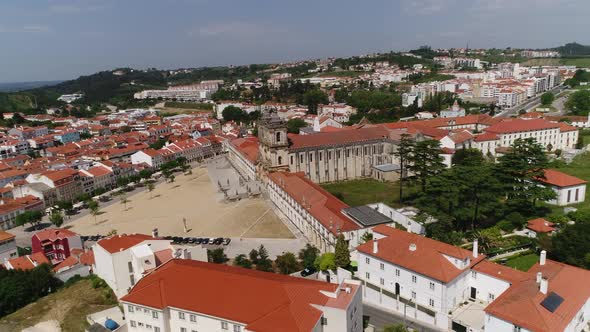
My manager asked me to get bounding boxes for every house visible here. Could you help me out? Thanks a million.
[0,195,45,230]
[130,149,164,169]
[4,252,50,270]
[536,169,587,206]
[121,259,363,332]
[525,218,557,238]
[26,168,82,203]
[80,166,115,191]
[93,233,206,297]
[31,228,83,265]
[0,230,18,262]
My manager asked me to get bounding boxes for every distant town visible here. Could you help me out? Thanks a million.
[1,43,590,332]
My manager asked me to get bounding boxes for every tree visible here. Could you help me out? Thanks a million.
[393,133,414,202]
[314,253,336,272]
[275,252,301,274]
[147,183,155,198]
[408,139,445,192]
[49,211,64,228]
[15,210,43,230]
[208,248,228,264]
[360,231,373,244]
[249,248,259,264]
[382,324,409,332]
[302,89,328,114]
[566,90,590,115]
[540,92,555,106]
[298,244,320,269]
[334,234,351,268]
[120,195,130,211]
[255,245,273,272]
[451,148,484,166]
[286,118,307,134]
[88,201,100,224]
[222,105,247,122]
[233,254,253,269]
[496,138,555,212]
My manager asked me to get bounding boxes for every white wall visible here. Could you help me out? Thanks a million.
[469,271,511,304]
[484,314,531,332]
[551,184,586,206]
[367,203,425,234]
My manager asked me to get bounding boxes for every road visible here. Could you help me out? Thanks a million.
[494,85,567,118]
[363,304,443,332]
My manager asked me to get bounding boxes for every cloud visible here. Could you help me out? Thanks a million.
[0,25,50,33]
[190,22,269,38]
[401,0,456,15]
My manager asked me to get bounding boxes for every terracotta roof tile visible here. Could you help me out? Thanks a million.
[536,169,587,187]
[97,234,160,254]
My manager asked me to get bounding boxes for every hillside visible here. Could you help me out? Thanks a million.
[556,42,590,56]
[0,277,117,332]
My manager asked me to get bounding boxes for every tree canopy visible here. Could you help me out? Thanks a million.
[286,118,307,134]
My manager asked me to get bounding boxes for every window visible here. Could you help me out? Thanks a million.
[300,155,303,163]
[180,328,187,332]
[429,299,435,306]
[128,305,134,313]
[221,322,229,330]
[513,326,522,332]
[365,257,370,264]
[178,312,185,320]
[380,278,384,285]
[380,263,384,270]
[152,311,158,319]
[472,271,477,279]
[130,274,135,286]
[276,132,281,143]
[146,325,152,329]
[321,317,328,325]
[309,153,313,162]
[412,275,417,283]
[429,282,435,290]
[488,293,495,301]
[319,152,322,161]
[234,326,242,332]
[130,321,137,327]
[190,314,196,322]
[144,308,149,313]
[395,269,400,276]
[365,272,370,279]
[411,291,416,299]
[290,156,293,164]
[128,261,133,273]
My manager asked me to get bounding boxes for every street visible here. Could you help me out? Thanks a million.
[494,85,567,118]
[363,304,443,332]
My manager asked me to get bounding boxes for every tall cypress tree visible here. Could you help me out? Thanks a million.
[334,234,351,268]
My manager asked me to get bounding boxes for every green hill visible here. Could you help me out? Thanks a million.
[556,42,590,56]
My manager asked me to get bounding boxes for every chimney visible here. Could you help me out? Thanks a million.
[152,228,158,238]
[473,239,479,258]
[536,272,542,283]
[540,250,547,266]
[540,277,548,294]
[409,243,417,251]
[373,239,378,254]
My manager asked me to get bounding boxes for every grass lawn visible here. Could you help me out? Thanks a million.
[321,179,417,208]
[505,253,539,272]
[561,58,590,68]
[549,152,590,214]
[0,278,118,332]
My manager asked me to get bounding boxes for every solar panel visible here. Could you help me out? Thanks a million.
[541,292,564,313]
[342,206,392,227]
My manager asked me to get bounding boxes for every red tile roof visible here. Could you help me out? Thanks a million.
[86,166,112,177]
[0,230,15,242]
[526,218,556,233]
[79,249,95,266]
[33,228,79,242]
[229,137,259,164]
[536,169,587,187]
[6,252,50,270]
[97,234,160,254]
[485,118,560,134]
[485,260,590,332]
[474,132,499,142]
[268,172,359,234]
[472,260,528,284]
[121,259,357,332]
[358,225,485,283]
[288,126,391,150]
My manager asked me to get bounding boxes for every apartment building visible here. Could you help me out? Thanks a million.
[121,259,363,332]
[0,195,45,230]
[26,169,83,203]
[31,228,83,265]
[0,230,18,262]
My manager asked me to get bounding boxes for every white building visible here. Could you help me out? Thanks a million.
[120,259,363,332]
[440,101,466,118]
[536,169,586,206]
[131,149,165,169]
[0,230,18,263]
[93,233,206,298]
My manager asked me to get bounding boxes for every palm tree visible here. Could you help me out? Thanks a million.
[120,195,130,211]
[88,202,100,224]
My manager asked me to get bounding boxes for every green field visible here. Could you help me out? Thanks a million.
[321,179,416,208]
[561,58,590,68]
[520,57,590,68]
[505,253,538,271]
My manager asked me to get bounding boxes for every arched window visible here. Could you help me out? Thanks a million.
[278,156,283,165]
[276,131,281,143]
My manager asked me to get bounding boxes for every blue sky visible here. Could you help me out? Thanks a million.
[0,0,589,83]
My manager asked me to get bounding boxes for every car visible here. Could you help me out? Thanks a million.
[163,236,173,240]
[172,237,182,243]
[300,267,316,277]
[81,236,89,241]
[188,238,197,244]
[208,238,216,245]
[194,238,203,245]
[214,237,224,245]
[181,238,190,244]
[223,238,231,245]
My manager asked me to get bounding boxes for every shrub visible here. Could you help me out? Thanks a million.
[496,220,516,233]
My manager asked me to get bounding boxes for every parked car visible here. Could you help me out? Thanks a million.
[214,237,224,245]
[300,267,316,277]
[208,238,216,245]
[223,238,231,245]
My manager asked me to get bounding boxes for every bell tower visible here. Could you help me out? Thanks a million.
[258,111,289,171]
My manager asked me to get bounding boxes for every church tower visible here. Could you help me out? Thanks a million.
[258,111,289,171]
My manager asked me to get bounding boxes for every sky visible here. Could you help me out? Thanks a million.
[0,0,589,83]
